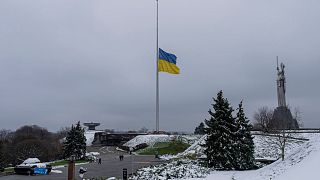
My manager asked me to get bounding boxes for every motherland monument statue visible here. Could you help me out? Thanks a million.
[277,62,286,107]
[270,57,299,129]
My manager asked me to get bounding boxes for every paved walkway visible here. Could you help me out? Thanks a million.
[0,147,165,180]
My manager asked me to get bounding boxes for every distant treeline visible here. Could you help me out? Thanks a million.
[0,125,65,168]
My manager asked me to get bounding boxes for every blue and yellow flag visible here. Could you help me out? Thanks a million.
[158,48,180,74]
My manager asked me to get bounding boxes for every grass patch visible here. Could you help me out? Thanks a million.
[49,159,88,167]
[137,140,190,155]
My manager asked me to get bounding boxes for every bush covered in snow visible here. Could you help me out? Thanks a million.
[129,159,210,180]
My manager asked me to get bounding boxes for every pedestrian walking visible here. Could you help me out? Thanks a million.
[119,154,124,161]
[98,157,102,164]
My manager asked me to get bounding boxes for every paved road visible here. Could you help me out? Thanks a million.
[0,147,165,180]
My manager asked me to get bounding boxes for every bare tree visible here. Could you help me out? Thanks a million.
[0,125,63,166]
[56,127,71,139]
[272,114,294,161]
[14,139,47,163]
[0,129,13,167]
[0,129,12,142]
[254,105,302,161]
[274,129,290,161]
[253,106,274,132]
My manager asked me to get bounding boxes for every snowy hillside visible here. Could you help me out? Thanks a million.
[129,133,320,180]
[275,134,320,180]
[187,133,320,180]
[124,133,307,160]
[175,135,207,158]
[123,134,199,148]
[250,133,320,180]
[123,134,173,148]
[253,134,306,160]
[175,134,307,160]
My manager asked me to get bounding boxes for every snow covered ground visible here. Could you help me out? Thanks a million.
[123,134,199,148]
[253,134,306,160]
[130,159,211,180]
[129,133,320,180]
[84,130,103,146]
[174,133,307,160]
[275,137,320,180]
[124,133,307,160]
[187,133,320,180]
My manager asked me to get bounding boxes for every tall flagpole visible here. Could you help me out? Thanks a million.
[156,0,159,133]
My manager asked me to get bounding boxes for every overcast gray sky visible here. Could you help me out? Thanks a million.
[0,0,319,132]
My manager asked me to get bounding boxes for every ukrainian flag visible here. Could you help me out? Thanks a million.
[158,48,180,74]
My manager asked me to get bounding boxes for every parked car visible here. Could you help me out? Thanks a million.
[14,158,52,175]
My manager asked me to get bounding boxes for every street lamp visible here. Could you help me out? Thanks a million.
[130,147,134,178]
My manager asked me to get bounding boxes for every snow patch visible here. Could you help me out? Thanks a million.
[22,158,40,164]
[84,130,103,146]
[124,134,173,148]
[51,170,63,174]
[86,152,100,156]
[106,177,117,180]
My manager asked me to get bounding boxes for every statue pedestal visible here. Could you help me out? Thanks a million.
[271,107,299,129]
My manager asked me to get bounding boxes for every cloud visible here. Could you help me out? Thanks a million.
[0,0,319,132]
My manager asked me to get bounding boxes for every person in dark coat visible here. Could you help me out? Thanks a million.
[119,154,124,161]
[98,157,101,164]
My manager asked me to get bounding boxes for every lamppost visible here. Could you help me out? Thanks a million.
[68,155,76,180]
[130,147,134,177]
[131,153,133,177]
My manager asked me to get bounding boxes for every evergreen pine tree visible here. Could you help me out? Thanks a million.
[63,121,87,160]
[194,122,205,135]
[203,91,237,170]
[234,101,255,170]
